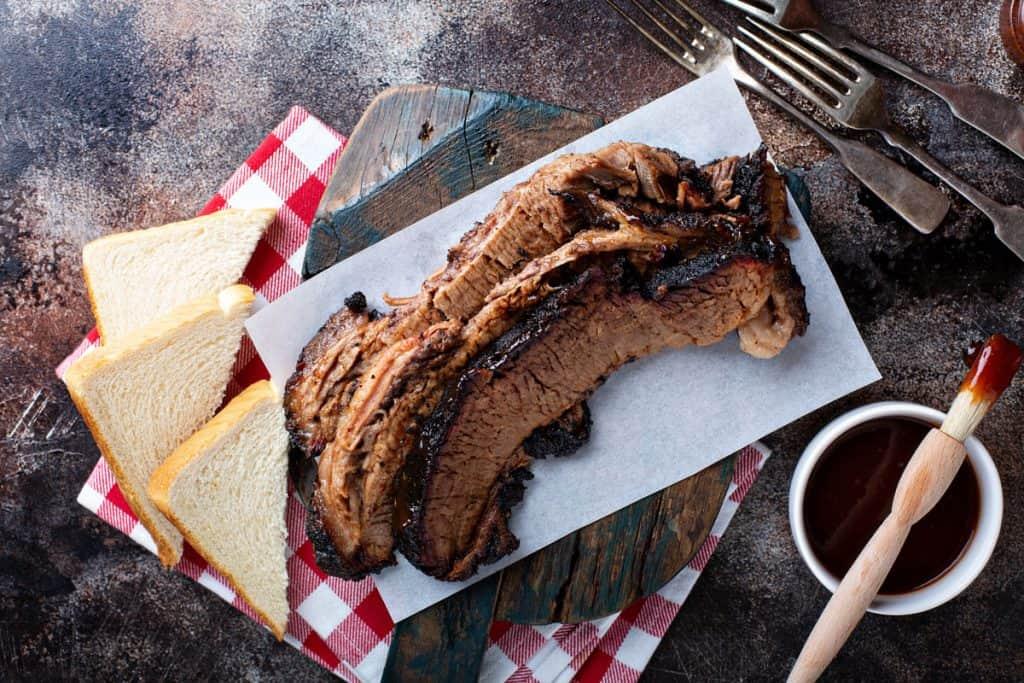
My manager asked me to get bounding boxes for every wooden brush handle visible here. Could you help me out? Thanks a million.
[788,515,909,682]
[789,429,967,682]
[891,429,969,526]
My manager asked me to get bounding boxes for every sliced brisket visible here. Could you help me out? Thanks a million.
[399,239,788,580]
[286,142,700,457]
[284,142,808,580]
[301,224,678,578]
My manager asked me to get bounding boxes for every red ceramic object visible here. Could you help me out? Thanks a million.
[1001,0,1024,67]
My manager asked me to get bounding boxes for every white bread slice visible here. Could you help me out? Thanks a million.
[65,285,255,566]
[83,208,274,343]
[148,380,290,640]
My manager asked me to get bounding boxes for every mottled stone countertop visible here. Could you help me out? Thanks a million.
[2,0,1023,680]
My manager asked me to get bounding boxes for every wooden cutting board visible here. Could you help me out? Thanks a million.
[303,84,736,681]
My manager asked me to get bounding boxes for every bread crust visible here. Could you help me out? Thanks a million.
[64,378,183,566]
[81,255,109,343]
[68,285,254,375]
[148,380,288,641]
[81,208,274,344]
[63,285,255,568]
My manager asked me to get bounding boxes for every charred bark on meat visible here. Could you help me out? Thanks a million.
[284,142,808,580]
[399,237,800,580]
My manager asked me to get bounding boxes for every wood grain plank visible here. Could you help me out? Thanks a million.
[303,84,602,277]
[494,458,734,624]
[383,573,501,682]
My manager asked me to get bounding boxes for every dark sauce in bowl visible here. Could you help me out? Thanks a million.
[803,417,980,595]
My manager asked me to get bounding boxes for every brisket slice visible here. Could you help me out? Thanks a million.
[286,143,805,580]
[284,293,376,454]
[304,225,679,578]
[307,322,460,576]
[398,238,794,581]
[285,142,698,459]
[306,209,751,578]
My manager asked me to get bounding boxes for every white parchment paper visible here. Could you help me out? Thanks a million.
[246,67,880,622]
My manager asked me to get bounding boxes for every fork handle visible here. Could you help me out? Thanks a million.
[735,70,949,233]
[880,126,1024,225]
[815,21,1024,161]
[825,135,950,235]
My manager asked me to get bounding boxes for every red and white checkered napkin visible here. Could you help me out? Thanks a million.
[58,107,770,683]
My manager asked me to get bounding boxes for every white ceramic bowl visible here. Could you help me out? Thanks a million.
[790,401,1002,616]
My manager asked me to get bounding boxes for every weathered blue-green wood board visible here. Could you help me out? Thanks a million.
[304,84,605,278]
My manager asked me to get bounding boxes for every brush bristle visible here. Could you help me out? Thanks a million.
[941,391,991,442]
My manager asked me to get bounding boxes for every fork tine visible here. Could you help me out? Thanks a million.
[746,17,858,85]
[736,22,847,102]
[796,31,865,74]
[719,0,779,23]
[625,0,703,54]
[734,34,839,112]
[651,0,707,49]
[603,0,698,69]
[667,0,714,27]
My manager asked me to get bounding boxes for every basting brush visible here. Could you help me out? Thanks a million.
[789,334,1023,682]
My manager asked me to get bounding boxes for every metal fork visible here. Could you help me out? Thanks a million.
[736,18,1024,260]
[602,0,949,234]
[722,0,1024,161]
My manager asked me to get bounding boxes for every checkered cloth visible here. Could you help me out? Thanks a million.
[58,107,770,682]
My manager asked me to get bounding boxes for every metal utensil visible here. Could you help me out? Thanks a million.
[722,0,1024,161]
[736,18,1024,260]
[602,0,949,234]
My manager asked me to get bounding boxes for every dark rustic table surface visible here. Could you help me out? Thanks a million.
[3,0,1023,680]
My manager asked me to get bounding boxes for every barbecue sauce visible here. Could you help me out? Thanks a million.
[803,417,980,595]
[961,334,1023,402]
